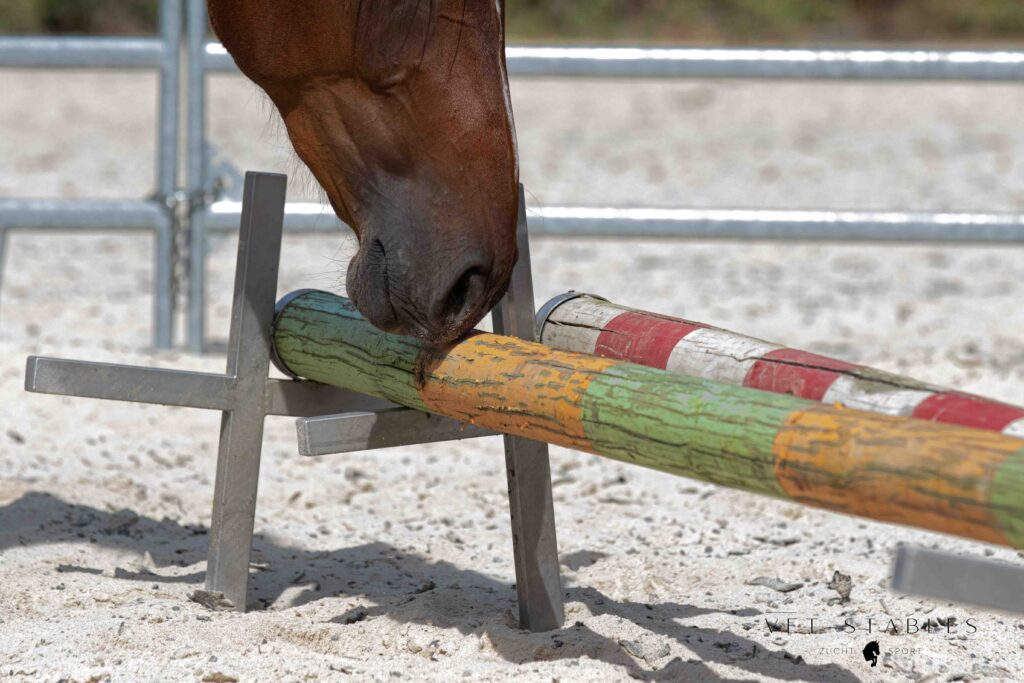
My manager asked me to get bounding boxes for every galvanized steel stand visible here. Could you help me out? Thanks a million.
[24,171,564,629]
[291,187,565,631]
[21,172,1022,623]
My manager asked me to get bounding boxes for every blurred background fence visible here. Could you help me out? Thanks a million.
[4,1,1024,42]
[2,0,1024,351]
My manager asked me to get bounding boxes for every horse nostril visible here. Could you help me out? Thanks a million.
[434,264,490,327]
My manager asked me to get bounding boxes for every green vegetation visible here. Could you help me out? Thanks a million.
[508,0,1024,43]
[2,0,1024,42]
[0,0,157,35]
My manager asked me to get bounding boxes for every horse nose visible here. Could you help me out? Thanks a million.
[346,240,503,343]
[429,261,492,333]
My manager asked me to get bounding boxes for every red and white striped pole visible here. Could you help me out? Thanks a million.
[537,292,1024,437]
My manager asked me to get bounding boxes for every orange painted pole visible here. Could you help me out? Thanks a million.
[273,290,1024,549]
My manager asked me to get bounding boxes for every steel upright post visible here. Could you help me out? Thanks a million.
[490,189,565,631]
[202,173,284,607]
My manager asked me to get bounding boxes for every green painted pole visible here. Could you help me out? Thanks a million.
[273,290,1024,549]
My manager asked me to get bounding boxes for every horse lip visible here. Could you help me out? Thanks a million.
[346,238,400,333]
[405,286,504,345]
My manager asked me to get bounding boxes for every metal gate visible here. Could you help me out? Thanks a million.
[186,1,1024,350]
[0,0,181,348]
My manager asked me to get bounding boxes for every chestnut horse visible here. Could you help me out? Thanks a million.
[208,1,518,343]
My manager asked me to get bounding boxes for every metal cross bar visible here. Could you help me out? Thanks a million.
[891,545,1024,616]
[24,172,564,629]
[489,190,565,632]
[23,357,390,416]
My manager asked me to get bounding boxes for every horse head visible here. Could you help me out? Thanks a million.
[209,0,518,343]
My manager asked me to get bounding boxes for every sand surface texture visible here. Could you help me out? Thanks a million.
[1,70,1023,681]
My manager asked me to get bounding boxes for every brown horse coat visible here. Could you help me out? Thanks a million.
[209,1,519,343]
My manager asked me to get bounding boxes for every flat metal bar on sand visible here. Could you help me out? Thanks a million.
[892,545,1024,616]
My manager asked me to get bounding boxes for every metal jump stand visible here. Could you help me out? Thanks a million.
[24,171,1024,624]
[25,171,563,629]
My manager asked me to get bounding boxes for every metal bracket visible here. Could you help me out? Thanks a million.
[534,290,610,341]
[205,143,245,205]
[147,190,181,212]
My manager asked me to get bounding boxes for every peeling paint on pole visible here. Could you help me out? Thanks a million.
[538,293,1024,437]
[274,290,1024,549]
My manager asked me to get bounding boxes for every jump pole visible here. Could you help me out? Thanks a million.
[273,290,1024,551]
[538,293,1024,437]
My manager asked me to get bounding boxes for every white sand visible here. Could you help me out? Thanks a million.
[1,70,1023,681]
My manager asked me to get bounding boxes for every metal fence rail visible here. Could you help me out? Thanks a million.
[503,46,1024,81]
[205,42,1024,81]
[0,199,171,230]
[186,0,210,351]
[526,207,1024,243]
[188,34,1024,349]
[0,0,180,349]
[203,201,1024,244]
[0,36,167,69]
[3,0,1023,350]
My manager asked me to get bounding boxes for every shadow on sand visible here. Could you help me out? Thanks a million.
[0,492,862,682]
